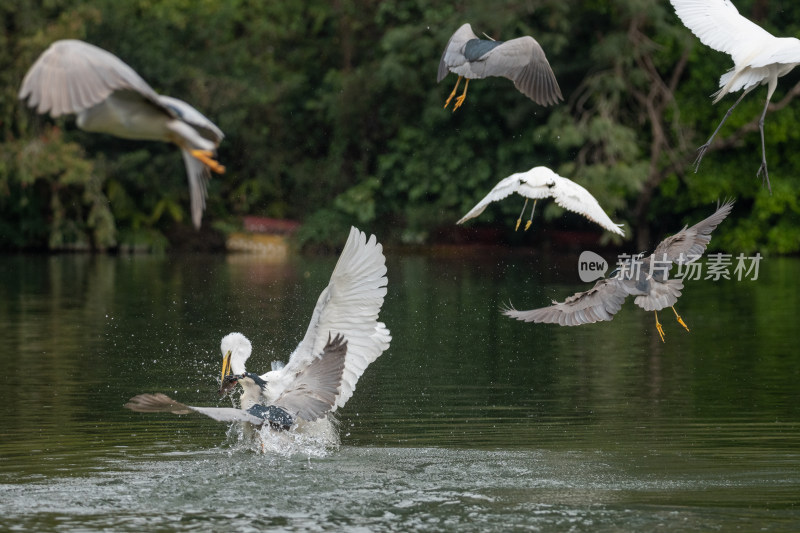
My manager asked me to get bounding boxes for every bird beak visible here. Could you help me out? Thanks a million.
[221,350,232,382]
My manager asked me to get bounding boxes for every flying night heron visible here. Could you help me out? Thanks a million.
[125,333,349,431]
[214,226,391,437]
[19,39,225,229]
[457,166,625,236]
[670,0,800,194]
[504,200,734,342]
[437,23,563,111]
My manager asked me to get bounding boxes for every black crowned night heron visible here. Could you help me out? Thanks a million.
[125,333,348,431]
[504,200,735,342]
[217,227,391,435]
[670,0,800,193]
[457,166,625,236]
[437,23,563,111]
[19,39,225,228]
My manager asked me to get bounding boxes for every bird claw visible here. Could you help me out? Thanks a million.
[693,144,710,173]
[656,321,666,343]
[756,161,773,194]
[524,220,532,231]
[675,314,690,332]
[190,149,226,174]
[452,94,466,112]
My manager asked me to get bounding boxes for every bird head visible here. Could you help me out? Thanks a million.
[217,372,267,397]
[219,332,252,383]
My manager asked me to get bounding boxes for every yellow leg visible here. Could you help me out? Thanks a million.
[444,76,462,109]
[452,79,470,111]
[516,198,529,231]
[672,306,690,332]
[524,199,538,231]
[190,149,226,174]
[655,311,666,343]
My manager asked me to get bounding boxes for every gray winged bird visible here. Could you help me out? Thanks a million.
[18,39,225,229]
[125,333,348,431]
[504,200,734,342]
[438,23,562,111]
[457,166,625,236]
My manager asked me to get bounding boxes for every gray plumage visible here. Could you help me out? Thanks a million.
[18,39,225,229]
[438,23,562,107]
[504,200,734,338]
[126,333,349,428]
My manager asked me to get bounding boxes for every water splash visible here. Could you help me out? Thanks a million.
[224,416,341,458]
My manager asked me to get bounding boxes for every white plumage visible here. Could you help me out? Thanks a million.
[457,166,625,236]
[19,39,225,228]
[670,0,800,192]
[220,227,391,433]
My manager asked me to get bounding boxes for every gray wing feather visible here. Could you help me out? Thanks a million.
[438,24,479,82]
[273,333,348,422]
[19,39,161,117]
[634,279,684,312]
[476,36,562,106]
[503,278,631,326]
[653,200,734,265]
[180,150,211,230]
[124,393,264,424]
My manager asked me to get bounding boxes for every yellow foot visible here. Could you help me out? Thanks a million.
[190,149,226,174]
[515,218,522,231]
[672,306,690,332]
[524,220,532,231]
[452,94,467,112]
[655,311,666,343]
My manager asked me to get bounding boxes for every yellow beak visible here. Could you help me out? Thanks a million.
[221,350,232,381]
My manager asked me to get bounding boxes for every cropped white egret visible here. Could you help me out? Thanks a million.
[504,200,734,342]
[219,227,391,437]
[670,0,800,193]
[19,39,225,228]
[457,166,625,236]
[125,334,348,430]
[438,23,562,111]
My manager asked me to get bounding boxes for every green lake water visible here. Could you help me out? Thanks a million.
[0,249,798,531]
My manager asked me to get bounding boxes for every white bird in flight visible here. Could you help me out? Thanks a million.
[19,39,225,228]
[457,166,625,236]
[218,226,391,437]
[437,23,562,111]
[125,333,349,431]
[670,0,800,193]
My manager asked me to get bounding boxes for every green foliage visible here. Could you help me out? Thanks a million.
[1,0,799,252]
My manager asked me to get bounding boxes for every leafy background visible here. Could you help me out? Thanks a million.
[1,0,798,253]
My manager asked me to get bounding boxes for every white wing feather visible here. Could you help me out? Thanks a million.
[669,0,775,65]
[549,175,625,236]
[456,173,524,224]
[19,39,161,117]
[266,227,390,411]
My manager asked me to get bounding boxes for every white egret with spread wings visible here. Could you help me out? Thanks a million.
[670,0,800,193]
[457,166,625,236]
[19,39,225,228]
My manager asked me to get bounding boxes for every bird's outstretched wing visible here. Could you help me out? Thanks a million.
[476,36,562,106]
[503,278,631,326]
[273,333,348,422]
[549,174,625,236]
[456,174,525,224]
[438,23,479,82]
[652,199,734,266]
[19,39,161,117]
[124,393,265,425]
[669,0,776,65]
[273,227,390,411]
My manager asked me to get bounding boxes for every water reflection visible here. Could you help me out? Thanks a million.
[0,251,798,530]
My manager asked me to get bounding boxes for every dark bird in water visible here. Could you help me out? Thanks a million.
[19,39,225,228]
[125,333,348,431]
[437,23,562,111]
[504,200,735,342]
